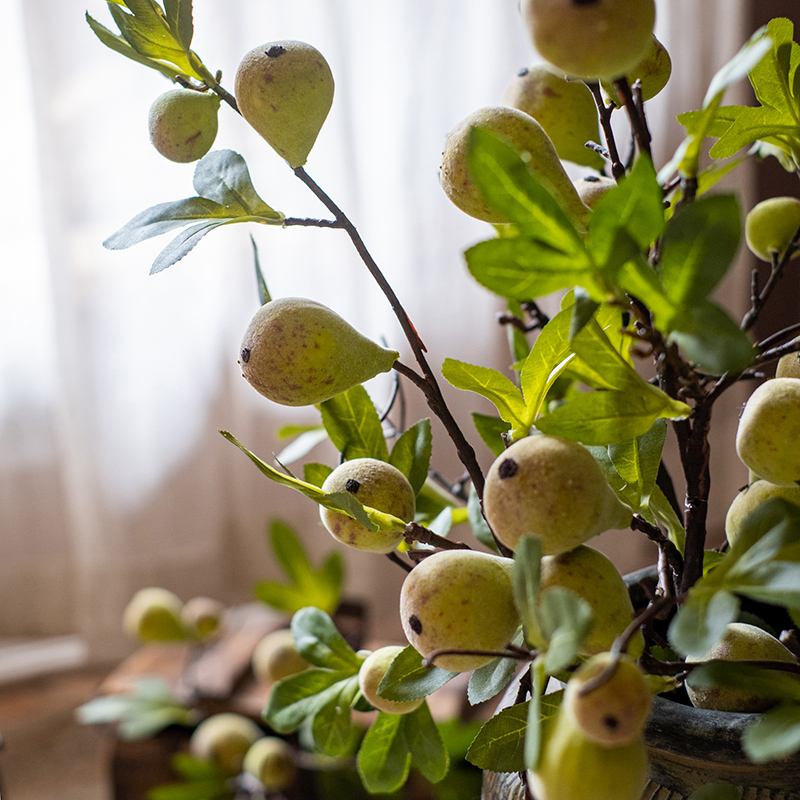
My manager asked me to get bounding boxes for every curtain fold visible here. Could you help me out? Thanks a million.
[1,0,752,661]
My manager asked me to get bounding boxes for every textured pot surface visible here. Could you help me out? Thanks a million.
[481,566,800,799]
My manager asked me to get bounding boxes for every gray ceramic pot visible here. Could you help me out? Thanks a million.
[481,566,800,800]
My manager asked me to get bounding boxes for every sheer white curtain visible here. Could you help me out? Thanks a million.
[1,0,752,661]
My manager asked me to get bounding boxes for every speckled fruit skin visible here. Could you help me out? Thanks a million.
[564,653,652,746]
[735,378,800,486]
[238,297,399,407]
[319,458,415,553]
[600,35,672,107]
[243,736,297,790]
[251,629,308,684]
[529,689,648,800]
[148,88,220,163]
[574,175,616,208]
[440,106,590,225]
[483,435,632,555]
[521,0,656,81]
[686,623,799,713]
[358,645,424,714]
[777,337,800,378]
[399,549,519,672]
[501,64,602,169]
[189,713,263,773]
[530,545,644,657]
[725,480,800,546]
[745,196,800,262]
[235,40,334,168]
[122,587,186,642]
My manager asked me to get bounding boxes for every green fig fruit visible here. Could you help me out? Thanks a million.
[483,435,632,555]
[735,378,800,486]
[181,596,225,641]
[520,0,656,81]
[243,736,297,790]
[148,88,220,163]
[776,337,800,379]
[686,622,799,713]
[501,64,603,169]
[563,652,652,746]
[251,629,309,684]
[599,35,672,106]
[235,40,334,167]
[399,549,519,672]
[238,297,399,407]
[529,688,648,800]
[745,196,800,263]
[574,174,616,208]
[358,645,424,714]
[725,479,800,546]
[122,587,186,642]
[319,458,416,553]
[527,545,644,658]
[189,712,263,773]
[439,106,591,225]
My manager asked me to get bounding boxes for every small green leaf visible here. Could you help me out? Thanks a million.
[378,645,459,702]
[404,702,450,784]
[290,607,362,672]
[467,483,500,553]
[537,587,593,674]
[472,413,512,457]
[250,234,271,306]
[303,462,333,488]
[163,0,194,51]
[513,537,542,646]
[357,712,411,794]
[389,419,433,495]
[466,699,530,772]
[320,385,389,462]
[311,675,360,756]
[264,669,354,734]
[668,589,740,659]
[743,703,800,763]
[468,628,527,706]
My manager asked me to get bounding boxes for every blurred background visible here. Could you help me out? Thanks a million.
[1,0,797,684]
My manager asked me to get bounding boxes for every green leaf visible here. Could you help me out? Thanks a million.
[468,628,526,706]
[466,236,597,302]
[466,699,530,772]
[441,359,527,430]
[389,419,433,495]
[250,234,271,306]
[290,607,362,672]
[472,413,512,457]
[170,754,229,781]
[467,483,500,553]
[513,537,542,646]
[264,669,354,734]
[686,783,741,800]
[668,301,755,375]
[742,703,800,763]
[357,712,411,794]
[668,589,740,659]
[163,0,193,51]
[466,127,588,250]
[659,194,741,305]
[378,645,459,702]
[276,428,329,465]
[311,675,360,756]
[319,385,389,462]
[608,420,667,512]
[537,587,593,674]
[404,702,450,784]
[303,462,333,488]
[687,661,800,704]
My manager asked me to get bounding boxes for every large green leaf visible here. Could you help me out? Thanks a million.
[357,712,411,794]
[378,645,459,702]
[264,669,354,734]
[320,385,389,462]
[403,702,450,784]
[388,419,433,495]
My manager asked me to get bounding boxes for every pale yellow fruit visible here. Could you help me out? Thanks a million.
[529,696,648,800]
[358,645,424,714]
[320,459,415,553]
[725,480,800,546]
[122,587,186,642]
[735,378,800,486]
[148,88,220,163]
[563,652,652,746]
[439,106,590,225]
[235,40,334,167]
[251,629,309,684]
[243,736,297,790]
[189,713,263,773]
[483,435,632,555]
[238,298,399,407]
[574,175,616,208]
[529,545,644,658]
[600,35,672,106]
[521,0,656,81]
[181,596,225,641]
[399,550,519,672]
[501,64,602,169]
[776,337,800,379]
[686,622,799,713]
[745,197,800,262]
